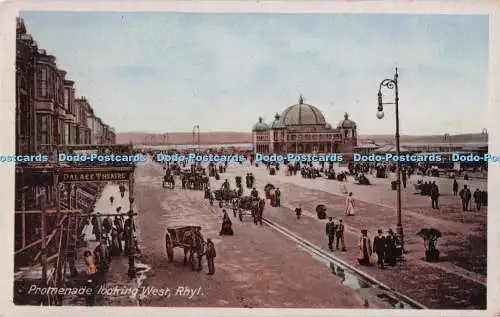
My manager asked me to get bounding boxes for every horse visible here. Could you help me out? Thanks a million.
[163,174,175,189]
[201,176,210,190]
[252,198,265,225]
[181,229,205,271]
[219,188,238,204]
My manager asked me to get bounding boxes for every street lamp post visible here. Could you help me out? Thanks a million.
[444,133,451,161]
[192,125,200,149]
[127,166,136,277]
[127,197,136,277]
[377,67,405,253]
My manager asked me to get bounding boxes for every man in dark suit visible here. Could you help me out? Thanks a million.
[373,229,386,269]
[325,217,336,251]
[459,185,472,211]
[430,181,439,209]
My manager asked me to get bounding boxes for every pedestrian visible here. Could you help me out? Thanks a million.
[109,196,114,205]
[275,188,281,207]
[83,250,97,306]
[295,205,302,219]
[119,184,126,198]
[91,215,101,241]
[209,191,214,206]
[336,219,347,251]
[459,185,471,211]
[401,170,407,189]
[452,179,458,196]
[385,229,397,266]
[110,227,121,256]
[92,244,106,279]
[430,181,439,209]
[102,216,112,236]
[325,217,336,251]
[357,229,372,266]
[473,188,482,211]
[373,229,386,269]
[345,192,355,216]
[204,238,216,275]
[220,209,234,236]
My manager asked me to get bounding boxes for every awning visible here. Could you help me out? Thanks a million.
[76,185,98,209]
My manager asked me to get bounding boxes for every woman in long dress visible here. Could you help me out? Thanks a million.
[340,181,348,194]
[220,209,234,236]
[357,229,373,266]
[345,192,355,216]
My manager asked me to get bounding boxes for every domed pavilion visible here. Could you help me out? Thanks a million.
[252,95,357,154]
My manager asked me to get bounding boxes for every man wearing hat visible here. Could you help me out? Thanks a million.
[336,219,346,251]
[204,238,216,275]
[385,229,398,266]
[325,217,336,251]
[373,229,386,269]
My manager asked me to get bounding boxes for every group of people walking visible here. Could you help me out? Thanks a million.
[323,217,401,269]
[453,180,485,212]
[358,228,400,269]
[418,177,486,213]
[84,190,137,305]
[325,217,346,252]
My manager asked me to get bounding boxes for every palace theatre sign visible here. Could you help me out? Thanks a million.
[58,167,134,183]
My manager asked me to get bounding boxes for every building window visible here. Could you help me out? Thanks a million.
[64,123,70,144]
[64,89,69,111]
[37,114,50,145]
[47,70,53,98]
[37,67,47,97]
[58,119,64,144]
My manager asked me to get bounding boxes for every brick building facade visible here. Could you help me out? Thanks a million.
[14,17,117,251]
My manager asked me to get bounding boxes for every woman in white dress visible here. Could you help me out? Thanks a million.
[340,182,348,194]
[345,192,355,216]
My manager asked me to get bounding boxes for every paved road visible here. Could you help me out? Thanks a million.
[215,161,486,309]
[132,159,370,308]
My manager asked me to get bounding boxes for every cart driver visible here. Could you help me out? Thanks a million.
[222,179,230,191]
[251,187,259,199]
[195,227,204,242]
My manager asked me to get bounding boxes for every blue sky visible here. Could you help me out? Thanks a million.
[20,12,489,135]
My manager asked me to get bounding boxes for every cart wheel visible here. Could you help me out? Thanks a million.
[165,233,174,262]
[239,210,243,222]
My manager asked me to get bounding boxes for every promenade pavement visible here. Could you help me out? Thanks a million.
[216,161,486,309]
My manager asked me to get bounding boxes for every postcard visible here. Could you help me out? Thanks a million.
[1,1,499,317]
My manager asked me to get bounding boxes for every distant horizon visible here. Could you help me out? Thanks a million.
[117,131,487,136]
[21,12,489,135]
[116,131,488,146]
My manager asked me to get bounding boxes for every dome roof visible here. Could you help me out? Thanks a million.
[337,112,356,129]
[280,95,326,126]
[252,117,270,131]
[271,112,285,128]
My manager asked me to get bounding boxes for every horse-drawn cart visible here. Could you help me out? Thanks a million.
[214,188,238,207]
[165,226,205,271]
[232,196,264,224]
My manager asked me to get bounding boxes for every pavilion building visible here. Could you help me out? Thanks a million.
[252,95,358,154]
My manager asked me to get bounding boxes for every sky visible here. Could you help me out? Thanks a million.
[20,12,489,135]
